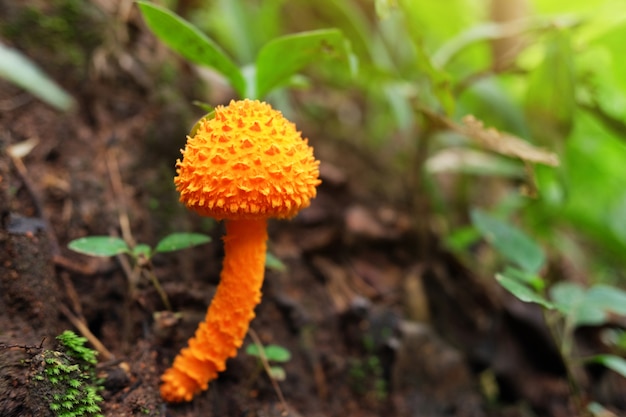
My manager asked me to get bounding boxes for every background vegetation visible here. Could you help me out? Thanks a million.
[2,0,626,416]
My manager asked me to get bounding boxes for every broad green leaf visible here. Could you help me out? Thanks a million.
[245,343,260,357]
[263,344,292,362]
[588,354,626,379]
[584,284,626,316]
[496,273,554,309]
[502,266,545,292]
[154,233,211,253]
[550,282,607,326]
[265,252,286,271]
[0,44,74,111]
[68,236,129,257]
[550,283,626,327]
[137,1,245,97]
[245,343,291,362]
[471,209,546,273]
[255,29,354,99]
[525,29,575,145]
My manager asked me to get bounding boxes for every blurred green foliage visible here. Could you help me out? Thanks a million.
[140,0,626,391]
[472,207,626,412]
[139,0,626,297]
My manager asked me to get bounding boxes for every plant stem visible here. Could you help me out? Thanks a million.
[543,308,588,415]
[144,263,172,311]
[249,328,288,413]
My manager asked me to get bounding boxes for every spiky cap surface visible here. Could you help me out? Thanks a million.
[174,99,321,220]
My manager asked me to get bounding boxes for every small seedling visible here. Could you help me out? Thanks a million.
[347,336,388,401]
[68,233,212,310]
[245,343,292,381]
[471,208,626,416]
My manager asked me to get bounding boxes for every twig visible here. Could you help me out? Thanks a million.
[0,337,46,352]
[59,272,86,320]
[144,264,173,311]
[248,328,289,416]
[106,149,135,248]
[59,303,114,361]
[53,255,99,275]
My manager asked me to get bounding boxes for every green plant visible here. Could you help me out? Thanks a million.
[348,356,387,401]
[67,231,285,312]
[68,232,211,310]
[347,336,388,402]
[245,342,292,381]
[0,43,74,111]
[136,1,355,100]
[471,208,626,416]
[30,331,103,417]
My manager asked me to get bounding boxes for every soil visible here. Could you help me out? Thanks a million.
[1,2,625,417]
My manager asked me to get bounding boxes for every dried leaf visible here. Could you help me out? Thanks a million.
[418,108,559,167]
[459,115,559,166]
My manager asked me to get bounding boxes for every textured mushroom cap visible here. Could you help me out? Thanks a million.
[174,99,321,220]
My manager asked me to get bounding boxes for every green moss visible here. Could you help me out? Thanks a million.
[30,331,104,417]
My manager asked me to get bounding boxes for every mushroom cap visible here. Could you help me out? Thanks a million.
[174,99,321,220]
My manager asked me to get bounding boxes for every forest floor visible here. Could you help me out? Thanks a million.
[1,1,625,417]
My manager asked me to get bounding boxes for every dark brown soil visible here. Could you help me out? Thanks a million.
[1,2,625,417]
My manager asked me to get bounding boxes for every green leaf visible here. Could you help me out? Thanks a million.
[245,343,291,362]
[255,29,354,99]
[68,236,129,257]
[471,209,546,273]
[189,110,215,137]
[550,282,607,326]
[136,1,245,97]
[549,283,626,327]
[154,233,212,253]
[268,365,287,381]
[444,225,481,253]
[584,284,626,316]
[501,266,545,292]
[263,344,292,362]
[265,252,286,271]
[496,273,554,309]
[588,401,614,417]
[0,44,74,111]
[587,354,626,379]
[246,343,261,356]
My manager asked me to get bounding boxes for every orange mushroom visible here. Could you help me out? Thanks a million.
[160,99,320,402]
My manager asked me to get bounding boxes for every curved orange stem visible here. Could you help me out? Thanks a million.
[160,219,268,402]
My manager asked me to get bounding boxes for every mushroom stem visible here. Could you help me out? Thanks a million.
[160,218,268,402]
